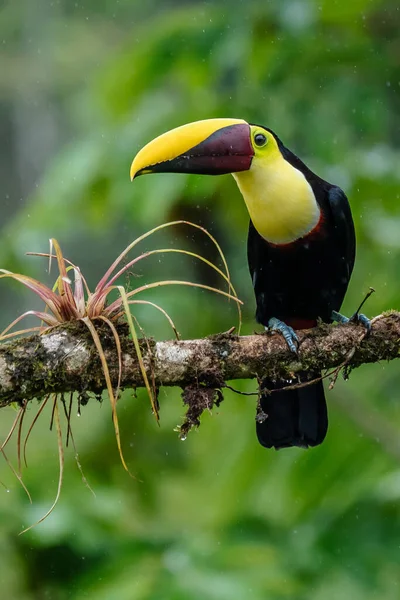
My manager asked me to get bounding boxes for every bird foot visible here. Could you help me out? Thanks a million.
[331,310,371,335]
[267,317,299,353]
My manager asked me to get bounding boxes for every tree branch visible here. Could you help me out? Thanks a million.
[0,312,399,408]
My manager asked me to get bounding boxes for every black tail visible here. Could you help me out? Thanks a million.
[256,378,328,450]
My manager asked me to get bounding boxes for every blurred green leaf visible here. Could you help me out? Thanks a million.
[1,0,400,598]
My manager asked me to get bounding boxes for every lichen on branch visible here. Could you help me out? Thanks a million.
[0,312,399,410]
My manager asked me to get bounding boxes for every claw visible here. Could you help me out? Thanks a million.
[351,312,371,335]
[331,310,349,325]
[267,317,299,353]
[332,288,374,336]
[331,310,371,336]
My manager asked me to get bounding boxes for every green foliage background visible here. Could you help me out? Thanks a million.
[1,0,400,598]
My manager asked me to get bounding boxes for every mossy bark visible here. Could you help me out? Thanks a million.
[0,312,399,409]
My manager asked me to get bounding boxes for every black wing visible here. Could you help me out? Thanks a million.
[326,185,356,288]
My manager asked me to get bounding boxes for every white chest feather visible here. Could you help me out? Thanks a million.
[233,156,320,245]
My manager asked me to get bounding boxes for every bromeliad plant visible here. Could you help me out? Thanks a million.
[0,221,242,532]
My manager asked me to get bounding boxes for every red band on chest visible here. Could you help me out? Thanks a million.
[284,318,317,330]
[268,210,326,249]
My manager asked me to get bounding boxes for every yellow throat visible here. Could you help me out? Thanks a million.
[233,151,320,245]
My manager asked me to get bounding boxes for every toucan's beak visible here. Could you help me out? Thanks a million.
[130,118,254,180]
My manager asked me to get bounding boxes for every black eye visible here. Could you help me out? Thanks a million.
[254,133,267,147]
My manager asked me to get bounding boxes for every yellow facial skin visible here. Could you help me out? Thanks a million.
[130,120,320,246]
[233,126,320,245]
[130,118,247,180]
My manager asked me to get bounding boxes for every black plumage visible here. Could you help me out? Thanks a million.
[248,130,355,449]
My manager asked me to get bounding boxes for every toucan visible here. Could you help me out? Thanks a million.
[130,118,364,450]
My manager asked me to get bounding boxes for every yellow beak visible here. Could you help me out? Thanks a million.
[130,118,252,180]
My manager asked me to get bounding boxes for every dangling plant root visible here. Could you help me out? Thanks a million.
[60,395,95,497]
[20,396,64,534]
[179,371,225,439]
